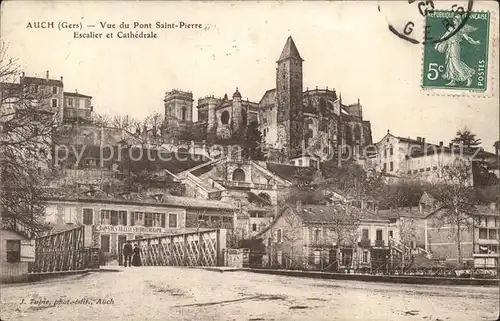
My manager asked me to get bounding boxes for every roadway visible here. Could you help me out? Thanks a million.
[0,266,498,321]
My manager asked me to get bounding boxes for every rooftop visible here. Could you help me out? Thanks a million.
[43,187,237,211]
[277,36,303,62]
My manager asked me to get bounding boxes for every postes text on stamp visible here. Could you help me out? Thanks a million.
[422,11,490,91]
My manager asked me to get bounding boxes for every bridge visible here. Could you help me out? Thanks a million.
[125,229,227,267]
[29,226,228,274]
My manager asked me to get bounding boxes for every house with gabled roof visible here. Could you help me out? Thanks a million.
[254,201,400,271]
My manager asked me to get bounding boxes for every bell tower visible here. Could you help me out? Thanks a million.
[276,36,304,156]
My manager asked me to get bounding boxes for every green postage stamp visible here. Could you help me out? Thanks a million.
[422,11,490,92]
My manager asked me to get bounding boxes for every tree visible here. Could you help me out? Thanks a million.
[111,114,138,132]
[91,112,111,127]
[452,126,482,150]
[320,159,385,201]
[327,205,361,270]
[144,112,163,138]
[241,121,265,160]
[281,207,303,268]
[378,179,426,210]
[429,158,476,267]
[0,43,56,235]
[396,217,417,273]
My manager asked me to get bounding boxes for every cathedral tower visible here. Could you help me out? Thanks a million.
[231,88,244,136]
[164,89,194,122]
[276,36,304,156]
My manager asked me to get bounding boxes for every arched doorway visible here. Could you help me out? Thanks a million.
[232,168,246,181]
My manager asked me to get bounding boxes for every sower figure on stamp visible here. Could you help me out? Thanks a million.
[123,242,133,267]
[435,14,481,87]
[132,244,142,267]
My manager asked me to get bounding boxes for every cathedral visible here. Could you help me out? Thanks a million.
[163,36,372,160]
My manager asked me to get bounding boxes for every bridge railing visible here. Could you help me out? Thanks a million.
[126,229,227,267]
[31,226,99,273]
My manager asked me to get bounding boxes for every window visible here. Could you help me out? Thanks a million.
[221,111,230,124]
[135,235,143,240]
[100,235,110,252]
[389,230,393,239]
[426,167,430,171]
[101,210,110,225]
[52,86,57,94]
[118,211,127,225]
[389,162,393,172]
[144,213,154,227]
[479,228,488,239]
[384,149,387,158]
[314,229,321,242]
[110,211,119,226]
[161,214,166,227]
[489,229,497,240]
[181,107,187,120]
[252,224,257,232]
[51,98,57,108]
[376,229,383,241]
[362,251,368,263]
[6,240,21,263]
[389,146,393,156]
[485,217,489,227]
[362,229,369,240]
[83,208,93,225]
[382,163,386,171]
[131,213,135,226]
[314,250,321,264]
[298,159,303,166]
[68,98,73,107]
[277,229,283,243]
[169,213,177,228]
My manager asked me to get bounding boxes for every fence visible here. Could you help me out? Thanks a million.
[126,229,226,267]
[31,226,99,273]
[243,251,498,278]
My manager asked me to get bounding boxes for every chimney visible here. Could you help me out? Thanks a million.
[60,76,63,82]
[417,137,422,142]
[21,71,25,78]
[449,142,453,148]
[422,137,426,144]
[439,141,443,146]
[46,70,49,80]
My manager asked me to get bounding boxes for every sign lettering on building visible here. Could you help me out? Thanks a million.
[95,225,165,234]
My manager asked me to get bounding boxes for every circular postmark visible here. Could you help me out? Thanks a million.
[378,0,474,45]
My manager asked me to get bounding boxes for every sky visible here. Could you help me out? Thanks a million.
[1,1,498,151]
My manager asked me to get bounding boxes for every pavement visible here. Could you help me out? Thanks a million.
[0,265,498,321]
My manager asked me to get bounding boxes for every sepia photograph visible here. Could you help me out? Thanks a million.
[0,1,499,320]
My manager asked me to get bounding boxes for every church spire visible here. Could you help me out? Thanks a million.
[277,36,303,62]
